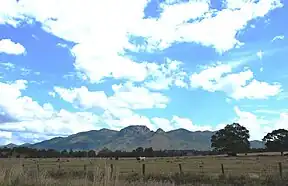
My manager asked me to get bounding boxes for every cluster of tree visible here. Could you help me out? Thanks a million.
[0,146,222,158]
[211,123,288,156]
[96,147,210,158]
[0,147,98,158]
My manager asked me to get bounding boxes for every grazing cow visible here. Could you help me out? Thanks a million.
[136,156,146,161]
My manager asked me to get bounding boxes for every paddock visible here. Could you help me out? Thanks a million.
[1,153,288,177]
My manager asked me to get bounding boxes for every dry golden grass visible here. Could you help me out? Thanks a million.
[0,154,288,185]
[2,155,287,176]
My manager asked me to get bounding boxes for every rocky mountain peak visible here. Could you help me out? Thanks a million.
[155,128,165,134]
[99,128,115,133]
[119,125,151,135]
[1,143,18,148]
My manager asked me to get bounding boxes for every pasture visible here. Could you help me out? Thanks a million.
[1,154,288,185]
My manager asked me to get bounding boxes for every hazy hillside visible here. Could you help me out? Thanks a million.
[20,125,265,151]
[250,140,265,149]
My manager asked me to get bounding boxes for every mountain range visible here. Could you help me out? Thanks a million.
[1,125,265,151]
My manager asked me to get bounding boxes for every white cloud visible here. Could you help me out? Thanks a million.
[0,39,26,55]
[0,80,55,121]
[151,117,174,131]
[275,113,288,129]
[171,116,212,131]
[271,35,284,42]
[0,131,12,139]
[151,116,213,132]
[234,106,288,140]
[234,106,271,140]
[0,80,101,143]
[223,0,252,9]
[54,82,170,110]
[144,59,188,90]
[71,44,149,83]
[0,0,283,84]
[54,86,108,109]
[102,110,157,131]
[190,63,282,100]
[112,82,170,109]
[132,0,283,53]
[190,63,233,92]
[0,131,12,145]
[0,110,99,136]
[231,79,281,100]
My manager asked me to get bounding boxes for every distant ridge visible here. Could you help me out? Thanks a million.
[1,125,265,151]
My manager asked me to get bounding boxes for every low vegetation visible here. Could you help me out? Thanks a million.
[0,155,288,186]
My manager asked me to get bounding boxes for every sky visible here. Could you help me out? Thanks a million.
[0,0,288,145]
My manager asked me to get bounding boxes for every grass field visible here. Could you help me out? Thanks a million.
[1,154,288,185]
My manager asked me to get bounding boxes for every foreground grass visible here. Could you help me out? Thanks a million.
[0,164,288,186]
[1,155,287,176]
[0,155,288,185]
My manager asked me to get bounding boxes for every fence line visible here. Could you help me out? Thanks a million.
[19,161,286,178]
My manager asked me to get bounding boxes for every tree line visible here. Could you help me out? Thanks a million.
[0,123,287,158]
[211,123,288,156]
[0,146,215,158]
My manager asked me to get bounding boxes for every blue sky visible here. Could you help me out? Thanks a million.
[0,0,288,145]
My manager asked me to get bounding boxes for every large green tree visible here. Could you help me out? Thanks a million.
[262,129,288,156]
[211,123,250,155]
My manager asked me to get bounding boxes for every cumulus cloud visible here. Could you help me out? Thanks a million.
[231,79,281,99]
[0,80,101,142]
[132,0,283,53]
[190,63,282,100]
[112,82,170,109]
[0,110,99,136]
[0,131,12,145]
[54,82,169,110]
[144,59,188,90]
[234,106,288,140]
[151,116,212,132]
[234,106,271,140]
[151,117,175,131]
[0,39,26,55]
[54,86,108,109]
[102,110,157,131]
[0,0,283,83]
